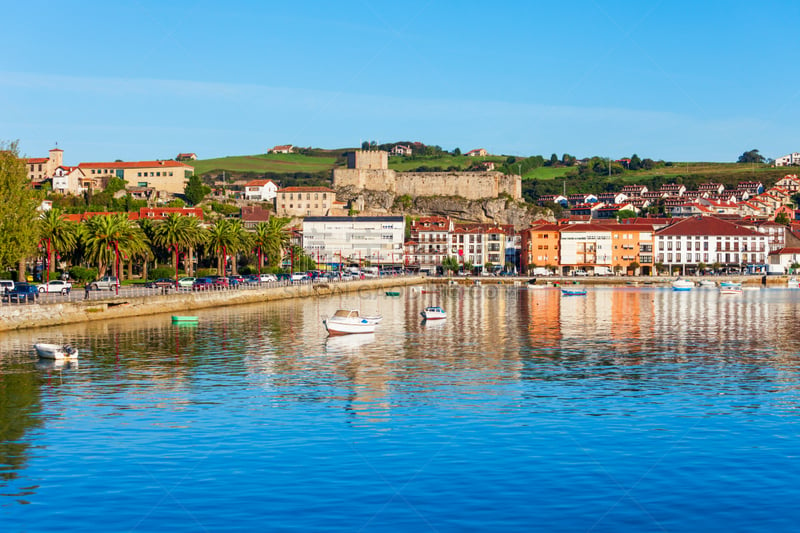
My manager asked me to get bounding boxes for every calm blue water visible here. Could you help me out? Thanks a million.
[2,285,800,532]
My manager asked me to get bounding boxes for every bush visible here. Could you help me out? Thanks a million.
[239,265,256,275]
[0,270,15,280]
[196,268,217,277]
[69,266,98,285]
[149,267,176,280]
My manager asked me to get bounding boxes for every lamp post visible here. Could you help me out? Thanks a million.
[171,245,181,288]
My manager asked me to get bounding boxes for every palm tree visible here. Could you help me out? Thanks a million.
[152,213,193,280]
[206,219,238,275]
[226,219,251,276]
[38,208,79,281]
[183,216,206,277]
[252,221,271,275]
[264,217,291,270]
[81,214,149,279]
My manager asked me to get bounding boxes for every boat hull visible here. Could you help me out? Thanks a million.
[561,289,587,296]
[323,318,376,335]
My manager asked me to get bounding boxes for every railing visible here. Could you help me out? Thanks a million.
[1,273,418,307]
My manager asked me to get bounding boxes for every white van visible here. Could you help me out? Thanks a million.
[593,266,612,276]
[0,280,14,294]
[532,268,552,277]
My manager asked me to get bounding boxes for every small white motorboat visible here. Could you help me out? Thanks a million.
[34,343,78,360]
[421,306,447,320]
[671,279,695,291]
[720,286,743,295]
[323,310,377,335]
[698,280,716,287]
[788,277,799,289]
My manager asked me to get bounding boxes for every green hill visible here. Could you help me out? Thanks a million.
[186,150,347,176]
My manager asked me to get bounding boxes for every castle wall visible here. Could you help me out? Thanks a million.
[396,172,520,200]
[347,150,388,170]
[333,166,521,201]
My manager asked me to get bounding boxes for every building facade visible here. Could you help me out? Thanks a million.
[302,216,405,268]
[275,186,336,217]
[77,160,194,194]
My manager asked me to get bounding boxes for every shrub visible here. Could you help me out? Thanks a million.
[149,267,176,280]
[69,266,98,285]
[239,265,256,275]
[0,270,15,280]
[196,268,217,277]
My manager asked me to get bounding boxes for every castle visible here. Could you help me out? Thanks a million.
[332,150,522,200]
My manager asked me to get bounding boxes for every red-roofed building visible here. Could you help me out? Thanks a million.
[275,186,336,217]
[655,216,768,274]
[176,153,197,161]
[244,179,278,201]
[240,205,271,229]
[465,148,488,157]
[410,216,453,272]
[78,160,194,194]
[768,247,800,274]
[270,144,294,154]
[139,207,203,220]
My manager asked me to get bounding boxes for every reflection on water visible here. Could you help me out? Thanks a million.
[2,286,800,529]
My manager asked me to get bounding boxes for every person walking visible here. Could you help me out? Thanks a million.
[84,283,90,300]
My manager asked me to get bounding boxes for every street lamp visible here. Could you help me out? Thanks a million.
[112,240,120,295]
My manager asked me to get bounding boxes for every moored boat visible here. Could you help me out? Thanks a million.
[34,343,78,360]
[720,286,743,295]
[698,280,716,287]
[672,279,695,291]
[788,277,799,289]
[420,306,447,320]
[385,291,400,296]
[172,315,199,323]
[323,309,377,335]
[561,288,587,296]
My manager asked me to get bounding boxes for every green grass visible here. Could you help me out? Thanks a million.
[388,155,508,171]
[187,153,340,175]
[524,167,573,180]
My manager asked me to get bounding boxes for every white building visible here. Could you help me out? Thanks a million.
[302,216,405,268]
[51,166,85,195]
[558,223,614,274]
[774,153,800,167]
[243,179,278,201]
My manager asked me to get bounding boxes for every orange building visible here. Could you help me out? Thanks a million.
[520,222,561,274]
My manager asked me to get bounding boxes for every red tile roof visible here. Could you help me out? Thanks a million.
[656,216,761,237]
[78,160,192,169]
[277,186,334,193]
[245,179,276,187]
[26,158,49,164]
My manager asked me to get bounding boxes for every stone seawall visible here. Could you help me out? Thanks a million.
[0,277,425,332]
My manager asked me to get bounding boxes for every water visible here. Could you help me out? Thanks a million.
[2,285,800,531]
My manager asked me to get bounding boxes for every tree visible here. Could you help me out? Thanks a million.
[628,261,640,275]
[738,149,765,164]
[616,209,637,221]
[38,208,79,278]
[361,141,370,151]
[629,154,642,171]
[81,214,149,278]
[0,141,41,280]
[775,211,791,226]
[264,217,292,269]
[152,213,193,281]
[184,174,210,206]
[453,147,461,156]
[441,256,459,274]
[549,153,559,166]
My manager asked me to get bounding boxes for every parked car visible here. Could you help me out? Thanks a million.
[209,276,229,289]
[571,270,588,277]
[0,280,15,294]
[38,280,72,294]
[192,277,214,291]
[244,274,261,285]
[225,276,241,288]
[90,276,120,290]
[3,283,40,303]
[290,272,308,282]
[145,278,175,289]
[177,277,196,288]
[259,273,278,283]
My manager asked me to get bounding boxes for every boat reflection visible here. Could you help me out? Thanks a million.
[325,333,376,354]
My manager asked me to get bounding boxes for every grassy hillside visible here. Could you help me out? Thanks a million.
[187,152,344,176]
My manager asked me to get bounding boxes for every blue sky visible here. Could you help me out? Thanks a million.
[2,0,798,164]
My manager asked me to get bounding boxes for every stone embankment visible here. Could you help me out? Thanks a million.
[0,277,424,332]
[433,275,790,287]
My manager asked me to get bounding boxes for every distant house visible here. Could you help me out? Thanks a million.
[465,148,488,157]
[390,145,413,156]
[176,153,197,161]
[275,186,336,217]
[737,181,764,195]
[659,183,687,196]
[621,184,648,197]
[774,153,800,167]
[270,145,294,154]
[476,161,496,171]
[241,205,271,229]
[244,179,278,202]
[698,182,725,195]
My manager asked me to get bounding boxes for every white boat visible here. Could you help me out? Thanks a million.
[720,286,743,295]
[34,343,78,360]
[362,314,383,324]
[421,306,447,320]
[323,310,377,335]
[788,278,799,289]
[671,279,695,291]
[698,280,716,287]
